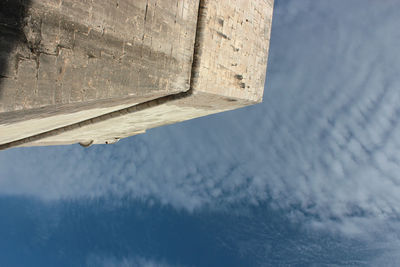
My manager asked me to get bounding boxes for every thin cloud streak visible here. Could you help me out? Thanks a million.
[86,255,177,267]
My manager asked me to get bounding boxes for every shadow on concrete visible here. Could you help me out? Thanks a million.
[0,0,31,89]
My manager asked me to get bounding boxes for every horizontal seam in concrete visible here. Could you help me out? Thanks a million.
[0,0,207,151]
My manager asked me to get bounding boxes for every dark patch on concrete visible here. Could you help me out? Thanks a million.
[144,2,149,22]
[217,18,224,26]
[23,10,42,55]
[234,74,243,80]
[234,74,246,89]
[87,53,97,59]
[0,0,31,88]
[231,45,240,52]
[216,31,230,40]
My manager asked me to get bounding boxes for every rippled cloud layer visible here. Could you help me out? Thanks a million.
[1,0,400,241]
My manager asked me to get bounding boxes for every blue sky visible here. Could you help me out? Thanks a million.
[1,0,400,266]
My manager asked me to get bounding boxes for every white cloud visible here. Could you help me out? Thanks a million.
[86,254,177,267]
[1,0,400,239]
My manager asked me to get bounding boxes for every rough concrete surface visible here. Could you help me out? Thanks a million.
[0,0,274,149]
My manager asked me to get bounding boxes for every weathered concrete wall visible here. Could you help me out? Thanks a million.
[192,0,273,102]
[1,0,198,112]
[0,0,274,149]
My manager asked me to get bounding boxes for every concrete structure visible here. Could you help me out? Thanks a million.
[0,0,274,149]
